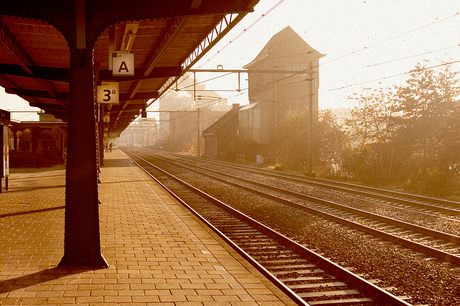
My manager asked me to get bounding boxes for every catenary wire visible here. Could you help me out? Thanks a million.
[174,0,287,89]
[198,0,287,68]
[325,59,460,93]
[160,9,460,105]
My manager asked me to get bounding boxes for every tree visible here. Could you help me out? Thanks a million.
[346,87,398,147]
[344,61,460,195]
[392,62,460,195]
[343,87,411,184]
[393,62,459,173]
[313,110,347,177]
[268,109,345,176]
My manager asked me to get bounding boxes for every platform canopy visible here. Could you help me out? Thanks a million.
[0,0,259,134]
[1,0,262,267]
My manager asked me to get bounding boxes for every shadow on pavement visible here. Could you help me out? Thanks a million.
[0,266,100,294]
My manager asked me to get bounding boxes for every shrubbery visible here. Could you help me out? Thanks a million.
[268,62,460,199]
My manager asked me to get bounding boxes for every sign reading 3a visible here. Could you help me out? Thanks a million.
[97,82,119,104]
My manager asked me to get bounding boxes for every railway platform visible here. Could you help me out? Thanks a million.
[0,148,296,305]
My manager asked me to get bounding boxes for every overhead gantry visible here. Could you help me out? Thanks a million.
[0,0,260,267]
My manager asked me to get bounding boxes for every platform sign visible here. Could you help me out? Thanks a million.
[112,52,134,76]
[97,82,119,104]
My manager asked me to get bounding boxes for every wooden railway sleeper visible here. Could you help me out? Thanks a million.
[281,276,331,283]
[233,237,273,244]
[307,297,374,305]
[273,268,326,277]
[289,281,348,291]
[237,240,279,247]
[299,289,363,299]
[259,258,309,265]
[268,264,321,272]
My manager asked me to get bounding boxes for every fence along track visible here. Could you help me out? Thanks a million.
[125,150,412,306]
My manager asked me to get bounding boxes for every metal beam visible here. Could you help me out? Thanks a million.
[110,103,145,111]
[75,0,86,48]
[127,17,189,101]
[120,22,139,52]
[190,0,203,10]
[29,103,68,113]
[0,18,33,74]
[117,108,142,114]
[117,17,189,123]
[188,68,311,74]
[0,75,41,106]
[145,17,190,77]
[0,64,69,82]
[0,19,66,108]
[5,88,158,101]
[181,13,245,71]
[120,92,158,100]
[0,74,18,91]
[99,66,182,82]
[0,64,181,82]
[157,12,250,100]
[5,88,68,100]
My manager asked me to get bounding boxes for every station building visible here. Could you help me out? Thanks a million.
[9,113,67,167]
[202,103,240,160]
[204,26,324,162]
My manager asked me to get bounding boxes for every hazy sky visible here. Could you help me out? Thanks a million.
[190,0,460,109]
[1,0,459,120]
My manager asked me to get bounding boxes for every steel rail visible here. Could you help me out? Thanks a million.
[139,150,460,266]
[164,151,460,216]
[124,150,412,306]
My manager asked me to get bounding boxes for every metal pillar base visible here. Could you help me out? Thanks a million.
[58,253,108,268]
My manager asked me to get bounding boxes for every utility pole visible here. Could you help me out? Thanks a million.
[197,107,200,156]
[307,62,313,175]
[274,64,278,127]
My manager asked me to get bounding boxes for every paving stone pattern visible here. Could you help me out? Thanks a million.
[0,149,295,305]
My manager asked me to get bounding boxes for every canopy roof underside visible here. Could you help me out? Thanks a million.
[0,0,259,134]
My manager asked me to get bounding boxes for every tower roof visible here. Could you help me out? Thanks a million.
[244,26,324,68]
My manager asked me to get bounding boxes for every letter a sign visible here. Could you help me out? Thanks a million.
[112,52,135,76]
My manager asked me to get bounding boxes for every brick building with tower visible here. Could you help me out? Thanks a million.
[204,26,324,162]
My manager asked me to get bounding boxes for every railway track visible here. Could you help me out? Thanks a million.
[155,150,460,218]
[128,149,460,267]
[125,150,411,306]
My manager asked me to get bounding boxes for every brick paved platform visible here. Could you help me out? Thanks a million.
[0,148,296,305]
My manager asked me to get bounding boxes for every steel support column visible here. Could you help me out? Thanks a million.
[59,47,107,267]
[98,108,104,167]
